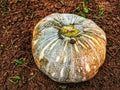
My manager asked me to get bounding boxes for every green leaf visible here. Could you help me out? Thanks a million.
[8,75,22,84]
[83,6,89,13]
[80,13,86,18]
[14,59,25,65]
[11,75,22,80]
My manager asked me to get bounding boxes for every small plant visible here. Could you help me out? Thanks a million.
[72,2,89,18]
[80,2,89,18]
[8,75,22,84]
[72,2,89,14]
[95,5,105,18]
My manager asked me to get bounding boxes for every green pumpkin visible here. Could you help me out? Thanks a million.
[32,13,106,83]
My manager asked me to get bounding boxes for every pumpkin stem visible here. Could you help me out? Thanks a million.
[60,25,79,37]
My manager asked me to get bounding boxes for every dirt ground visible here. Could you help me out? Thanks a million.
[0,0,120,90]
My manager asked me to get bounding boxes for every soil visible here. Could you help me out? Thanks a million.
[0,0,120,90]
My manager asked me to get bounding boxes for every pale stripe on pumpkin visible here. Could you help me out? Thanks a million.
[51,72,56,77]
[85,62,91,72]
[49,39,59,51]
[38,35,57,46]
[69,45,76,81]
[33,39,38,47]
[39,38,58,60]
[74,44,79,53]
[77,40,87,49]
[45,62,51,74]
[64,40,68,51]
[82,34,101,47]
[56,56,60,62]
[81,37,101,66]
[60,67,65,78]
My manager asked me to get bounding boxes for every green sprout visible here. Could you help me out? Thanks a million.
[95,5,105,18]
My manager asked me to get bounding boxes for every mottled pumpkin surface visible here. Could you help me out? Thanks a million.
[0,0,120,89]
[32,13,106,83]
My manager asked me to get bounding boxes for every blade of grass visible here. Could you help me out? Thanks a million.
[60,0,65,5]
[14,59,25,65]
[28,74,36,81]
[8,75,22,84]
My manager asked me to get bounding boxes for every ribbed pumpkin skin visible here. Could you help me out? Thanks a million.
[32,13,106,83]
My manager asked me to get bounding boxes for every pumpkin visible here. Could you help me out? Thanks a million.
[32,13,106,83]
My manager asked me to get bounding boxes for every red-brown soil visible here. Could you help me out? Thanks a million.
[0,0,120,90]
